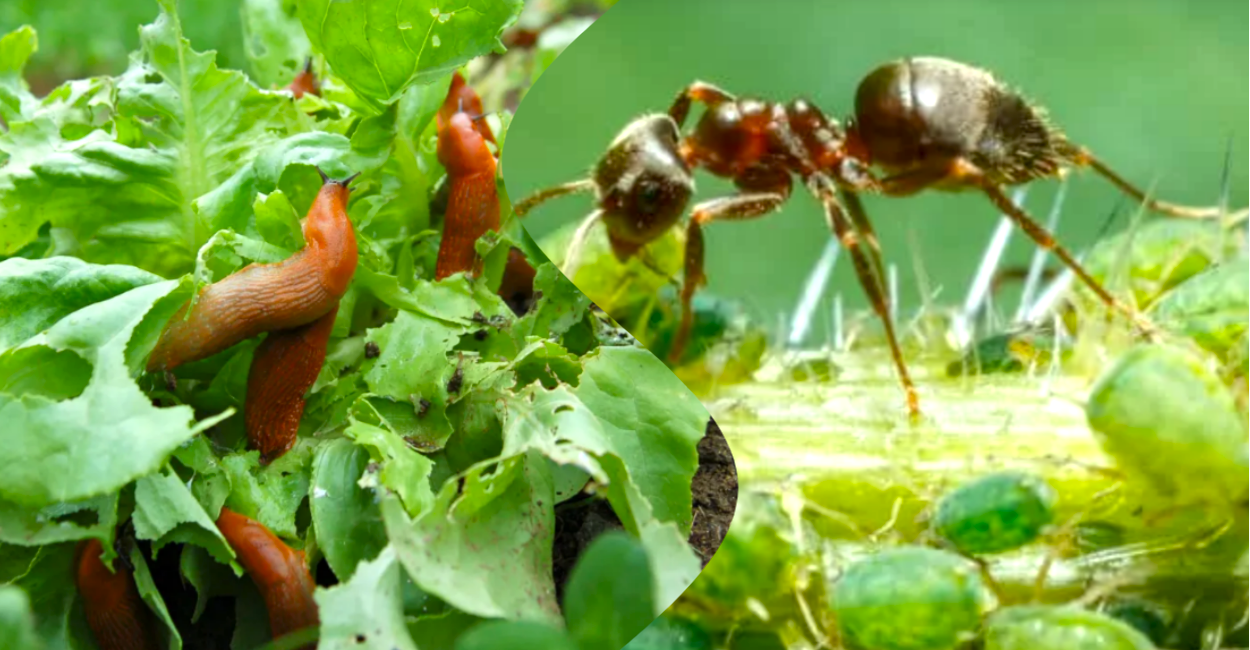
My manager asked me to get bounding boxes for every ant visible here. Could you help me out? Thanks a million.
[513,56,1238,418]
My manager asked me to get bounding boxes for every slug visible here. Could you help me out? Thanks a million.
[245,305,337,464]
[434,73,501,281]
[437,72,497,148]
[215,507,319,647]
[74,539,161,650]
[288,58,320,99]
[498,247,537,315]
[146,174,358,373]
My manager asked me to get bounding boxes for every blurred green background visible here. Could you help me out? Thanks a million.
[0,0,247,93]
[503,0,1248,338]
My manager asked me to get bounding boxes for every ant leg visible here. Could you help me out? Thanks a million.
[959,163,1156,338]
[512,179,596,217]
[669,193,787,363]
[1069,148,1245,220]
[809,178,920,418]
[840,189,888,288]
[560,209,603,278]
[668,81,736,127]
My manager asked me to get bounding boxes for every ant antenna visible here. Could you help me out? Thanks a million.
[513,179,597,218]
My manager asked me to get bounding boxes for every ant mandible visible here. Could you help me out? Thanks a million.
[513,56,1236,418]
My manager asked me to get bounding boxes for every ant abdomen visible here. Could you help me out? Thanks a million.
[854,56,1071,186]
[593,114,694,258]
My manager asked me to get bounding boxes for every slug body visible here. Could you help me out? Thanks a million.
[147,180,356,372]
[216,507,319,647]
[435,74,500,281]
[74,539,161,650]
[245,306,337,464]
[498,247,537,315]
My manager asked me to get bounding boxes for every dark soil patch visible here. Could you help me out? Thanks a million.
[552,417,739,602]
[688,418,738,566]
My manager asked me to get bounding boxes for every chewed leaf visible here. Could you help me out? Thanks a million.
[0,280,230,507]
[296,0,523,114]
[315,546,418,649]
[0,257,161,353]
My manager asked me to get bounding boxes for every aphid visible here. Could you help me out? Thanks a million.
[514,56,1236,417]
[74,538,161,650]
[416,397,432,418]
[287,58,320,99]
[147,171,359,372]
[933,471,1055,555]
[447,355,465,394]
[364,340,380,359]
[215,507,319,649]
[245,306,337,464]
[1086,343,1248,509]
[833,546,992,650]
[984,605,1155,650]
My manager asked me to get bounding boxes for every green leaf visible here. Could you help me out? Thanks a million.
[0,25,38,125]
[310,438,387,580]
[0,585,41,650]
[0,280,230,507]
[344,417,435,518]
[383,450,560,624]
[133,468,237,568]
[116,6,298,242]
[363,309,464,443]
[128,543,183,650]
[220,450,314,539]
[0,493,119,549]
[572,347,705,535]
[1151,256,1249,361]
[242,0,313,89]
[11,544,80,649]
[316,546,418,650]
[296,0,523,114]
[511,263,592,342]
[563,532,656,650]
[0,257,161,353]
[455,620,577,650]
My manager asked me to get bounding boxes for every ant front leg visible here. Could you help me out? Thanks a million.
[669,192,789,363]
[668,81,736,128]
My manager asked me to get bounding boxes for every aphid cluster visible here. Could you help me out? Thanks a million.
[515,56,1234,417]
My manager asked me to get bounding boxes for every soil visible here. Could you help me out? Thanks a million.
[551,417,739,602]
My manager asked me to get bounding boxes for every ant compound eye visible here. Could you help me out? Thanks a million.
[635,179,664,214]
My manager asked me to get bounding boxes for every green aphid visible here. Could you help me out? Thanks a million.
[1150,255,1249,362]
[623,616,711,650]
[933,471,1056,555]
[946,326,1065,377]
[832,546,993,650]
[1082,219,1232,310]
[984,605,1157,650]
[1086,344,1249,508]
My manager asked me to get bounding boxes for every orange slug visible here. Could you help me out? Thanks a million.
[498,247,537,315]
[437,72,497,148]
[244,305,337,464]
[434,74,500,281]
[215,507,319,648]
[147,174,358,373]
[288,58,320,99]
[74,539,161,650]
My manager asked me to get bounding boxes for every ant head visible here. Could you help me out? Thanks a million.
[592,114,694,252]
